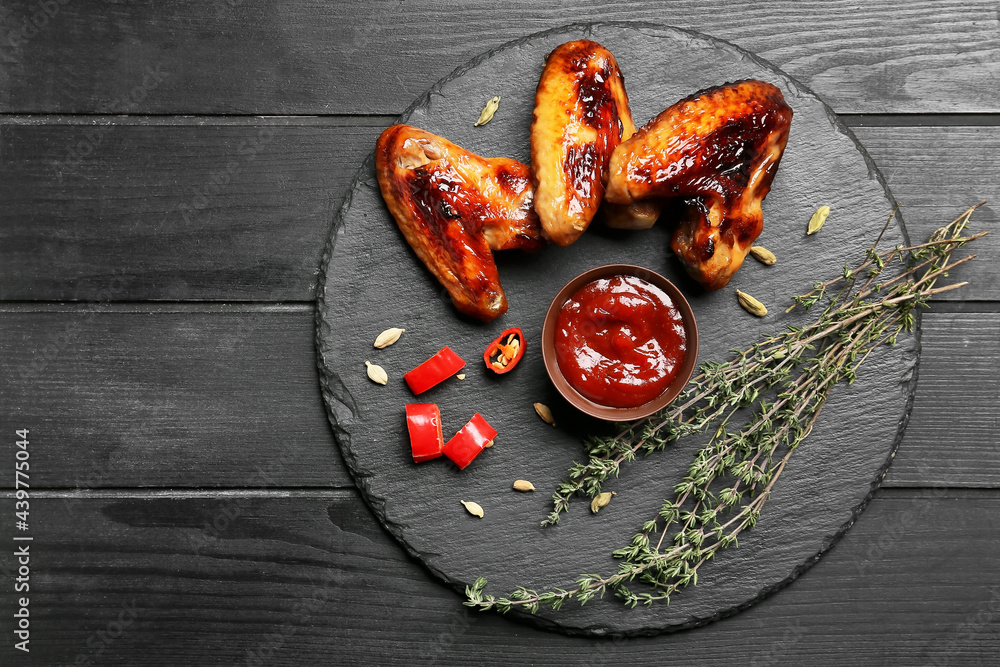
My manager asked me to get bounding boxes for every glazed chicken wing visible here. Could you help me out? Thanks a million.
[606,80,793,289]
[375,124,544,322]
[531,40,659,245]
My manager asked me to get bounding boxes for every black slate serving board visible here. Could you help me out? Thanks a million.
[316,22,917,636]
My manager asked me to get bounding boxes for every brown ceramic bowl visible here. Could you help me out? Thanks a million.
[541,264,699,421]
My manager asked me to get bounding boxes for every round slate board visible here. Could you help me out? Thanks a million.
[316,22,918,636]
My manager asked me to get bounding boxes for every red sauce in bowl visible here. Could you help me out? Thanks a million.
[554,274,688,408]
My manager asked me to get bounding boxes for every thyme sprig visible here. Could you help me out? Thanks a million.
[467,204,986,614]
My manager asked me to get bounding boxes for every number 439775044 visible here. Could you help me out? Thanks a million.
[15,430,29,525]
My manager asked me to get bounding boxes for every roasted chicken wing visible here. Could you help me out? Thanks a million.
[606,80,793,289]
[531,40,658,245]
[375,124,544,322]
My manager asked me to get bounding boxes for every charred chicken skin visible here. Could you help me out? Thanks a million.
[375,124,544,322]
[606,80,793,289]
[531,40,658,245]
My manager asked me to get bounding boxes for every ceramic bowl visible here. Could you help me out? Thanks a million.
[540,264,699,420]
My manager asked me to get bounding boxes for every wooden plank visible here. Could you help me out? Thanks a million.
[884,312,1000,487]
[1,1,998,114]
[0,489,997,664]
[2,122,997,301]
[0,119,384,301]
[0,309,352,488]
[0,310,995,490]
[853,125,1000,300]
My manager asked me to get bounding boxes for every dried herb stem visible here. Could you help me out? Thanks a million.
[467,204,986,615]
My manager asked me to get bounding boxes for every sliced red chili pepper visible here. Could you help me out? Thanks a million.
[483,327,525,375]
[404,346,466,394]
[405,404,444,463]
[442,412,497,470]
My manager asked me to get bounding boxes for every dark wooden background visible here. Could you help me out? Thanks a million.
[1,1,998,664]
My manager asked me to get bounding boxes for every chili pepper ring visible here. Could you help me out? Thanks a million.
[484,327,525,374]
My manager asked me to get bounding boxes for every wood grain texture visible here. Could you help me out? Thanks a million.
[0,310,351,488]
[0,119,383,301]
[0,490,997,664]
[0,2,993,659]
[1,310,996,490]
[1,1,998,114]
[884,313,1000,487]
[2,121,996,301]
[854,125,1000,300]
